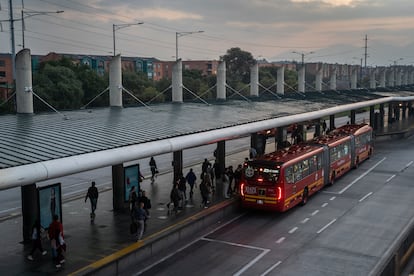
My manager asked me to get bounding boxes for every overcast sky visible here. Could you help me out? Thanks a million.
[1,0,413,66]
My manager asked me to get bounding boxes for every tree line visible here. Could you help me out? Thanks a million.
[0,47,299,113]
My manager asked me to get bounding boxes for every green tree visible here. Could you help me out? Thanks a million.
[33,63,83,111]
[221,47,255,86]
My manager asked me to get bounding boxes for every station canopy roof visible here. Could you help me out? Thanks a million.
[0,90,413,170]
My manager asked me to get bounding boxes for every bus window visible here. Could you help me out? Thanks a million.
[293,163,302,182]
[285,166,294,183]
[302,159,309,177]
[344,144,349,155]
[309,156,317,173]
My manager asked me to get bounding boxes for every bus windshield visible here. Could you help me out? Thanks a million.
[244,160,282,185]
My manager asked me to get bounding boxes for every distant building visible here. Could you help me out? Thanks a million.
[153,60,219,81]
[0,54,13,101]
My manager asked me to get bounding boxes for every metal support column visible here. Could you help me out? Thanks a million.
[21,183,38,243]
[329,114,335,131]
[369,106,375,129]
[350,110,356,124]
[173,150,183,184]
[112,164,125,211]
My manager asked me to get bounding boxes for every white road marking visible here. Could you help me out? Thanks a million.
[329,196,336,201]
[359,192,373,202]
[288,227,298,234]
[403,161,413,171]
[301,218,310,224]
[261,261,282,276]
[311,210,319,216]
[322,203,328,208]
[135,214,245,275]
[317,219,337,234]
[276,237,285,244]
[322,191,339,194]
[338,157,386,194]
[386,175,396,182]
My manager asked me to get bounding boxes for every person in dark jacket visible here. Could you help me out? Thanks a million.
[85,181,99,219]
[185,168,197,199]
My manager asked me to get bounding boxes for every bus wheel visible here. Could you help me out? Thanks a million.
[300,188,309,206]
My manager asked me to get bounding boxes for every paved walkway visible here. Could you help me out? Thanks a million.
[0,147,251,275]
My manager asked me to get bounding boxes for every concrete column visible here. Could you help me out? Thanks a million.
[410,71,414,85]
[250,63,259,97]
[112,164,125,211]
[298,66,305,93]
[172,60,183,103]
[315,66,323,92]
[403,71,409,85]
[351,67,358,89]
[330,68,337,90]
[109,55,122,107]
[173,150,183,184]
[216,61,226,100]
[21,183,38,243]
[16,49,33,114]
[276,126,286,150]
[329,114,335,131]
[387,69,394,87]
[379,69,386,87]
[369,70,376,89]
[350,110,356,124]
[396,70,402,86]
[277,67,285,95]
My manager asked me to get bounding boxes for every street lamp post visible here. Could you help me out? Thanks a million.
[175,30,204,61]
[21,10,64,48]
[292,51,314,67]
[112,22,143,56]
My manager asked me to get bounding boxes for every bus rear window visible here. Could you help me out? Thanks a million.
[244,164,280,183]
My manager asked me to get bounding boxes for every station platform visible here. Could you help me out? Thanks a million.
[0,147,250,275]
[1,119,414,275]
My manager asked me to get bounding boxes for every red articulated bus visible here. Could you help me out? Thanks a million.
[240,124,373,212]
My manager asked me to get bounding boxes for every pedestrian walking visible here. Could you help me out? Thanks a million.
[129,186,138,213]
[322,120,327,134]
[168,183,181,214]
[185,168,197,199]
[48,214,65,268]
[200,174,211,208]
[132,201,148,241]
[227,166,234,195]
[138,190,152,223]
[222,169,230,199]
[202,158,211,174]
[177,173,187,207]
[27,219,47,261]
[149,157,158,183]
[85,181,99,222]
[233,164,243,194]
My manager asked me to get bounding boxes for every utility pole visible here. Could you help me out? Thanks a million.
[364,34,368,69]
[9,0,16,80]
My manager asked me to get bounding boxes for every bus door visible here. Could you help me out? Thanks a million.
[350,134,357,167]
[321,145,330,185]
